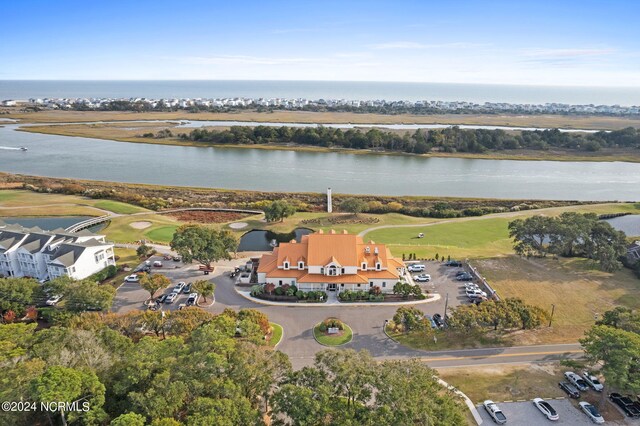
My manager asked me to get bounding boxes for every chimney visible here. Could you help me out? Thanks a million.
[374,247,379,255]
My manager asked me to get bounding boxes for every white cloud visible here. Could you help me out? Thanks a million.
[521,48,615,58]
[369,41,487,50]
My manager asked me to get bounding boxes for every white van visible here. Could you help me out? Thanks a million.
[407,264,425,272]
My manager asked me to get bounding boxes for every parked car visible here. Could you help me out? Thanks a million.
[173,282,186,293]
[163,254,172,260]
[124,274,140,283]
[533,398,559,421]
[153,260,163,267]
[156,294,168,304]
[413,274,431,282]
[456,273,473,281]
[455,271,468,277]
[165,292,178,304]
[173,255,181,262]
[558,381,580,398]
[433,313,444,327]
[464,283,480,290]
[45,294,63,306]
[447,260,463,267]
[564,372,589,391]
[182,283,192,294]
[609,393,640,418]
[582,371,604,392]
[579,402,604,424]
[407,264,425,272]
[483,400,507,424]
[186,292,198,306]
[466,289,487,298]
[424,315,437,329]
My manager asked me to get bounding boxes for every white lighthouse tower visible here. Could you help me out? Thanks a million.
[327,187,333,213]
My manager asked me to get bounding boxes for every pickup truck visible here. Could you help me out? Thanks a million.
[483,400,507,424]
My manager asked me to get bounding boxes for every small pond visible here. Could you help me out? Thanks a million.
[604,214,640,237]
[238,228,313,251]
[0,216,107,233]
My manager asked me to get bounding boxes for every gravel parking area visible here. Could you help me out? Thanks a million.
[406,261,465,311]
[477,399,593,425]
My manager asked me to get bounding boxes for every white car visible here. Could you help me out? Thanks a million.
[483,400,507,424]
[464,283,480,290]
[413,274,431,282]
[533,398,559,421]
[173,282,186,293]
[407,264,425,272]
[579,402,604,424]
[124,274,140,283]
[153,260,163,267]
[564,371,589,391]
[466,289,487,298]
[582,371,604,392]
[45,294,63,306]
[165,292,179,303]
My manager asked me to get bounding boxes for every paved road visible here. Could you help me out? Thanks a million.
[113,256,583,371]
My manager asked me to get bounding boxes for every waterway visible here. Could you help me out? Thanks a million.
[0,123,639,201]
[604,214,640,237]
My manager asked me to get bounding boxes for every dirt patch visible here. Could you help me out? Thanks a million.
[166,211,251,223]
[129,221,152,229]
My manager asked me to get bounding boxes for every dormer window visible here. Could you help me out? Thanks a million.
[375,262,382,271]
[361,262,367,271]
[298,261,304,269]
[327,265,338,276]
[283,261,290,270]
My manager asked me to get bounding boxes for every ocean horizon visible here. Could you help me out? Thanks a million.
[1,80,639,106]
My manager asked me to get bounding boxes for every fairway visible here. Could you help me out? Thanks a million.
[367,217,513,259]
[94,200,149,214]
[102,214,180,243]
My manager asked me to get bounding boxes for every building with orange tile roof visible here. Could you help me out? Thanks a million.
[256,230,406,293]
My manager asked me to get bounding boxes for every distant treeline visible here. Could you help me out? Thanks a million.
[179,125,640,154]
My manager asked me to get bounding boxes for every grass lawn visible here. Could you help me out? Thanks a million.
[388,328,509,351]
[476,255,640,344]
[102,214,180,243]
[93,200,149,214]
[438,363,566,404]
[313,323,353,346]
[268,323,283,347]
[103,247,139,288]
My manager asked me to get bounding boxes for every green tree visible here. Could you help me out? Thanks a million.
[508,215,555,257]
[0,277,40,315]
[580,325,640,393]
[30,365,107,425]
[264,200,297,222]
[170,225,238,268]
[136,244,152,257]
[392,306,428,332]
[191,279,216,303]
[60,278,116,312]
[110,412,146,426]
[139,273,171,301]
[340,198,368,216]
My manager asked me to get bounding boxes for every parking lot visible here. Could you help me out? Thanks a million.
[406,260,474,309]
[477,399,599,425]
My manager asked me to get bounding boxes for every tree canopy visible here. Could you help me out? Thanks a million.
[170,225,238,268]
[264,200,297,222]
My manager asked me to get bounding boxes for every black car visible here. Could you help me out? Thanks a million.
[156,294,168,304]
[559,381,580,398]
[433,313,444,327]
[447,260,463,267]
[182,283,192,294]
[456,273,473,281]
[610,393,640,418]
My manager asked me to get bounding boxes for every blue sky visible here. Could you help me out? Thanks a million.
[2,0,639,86]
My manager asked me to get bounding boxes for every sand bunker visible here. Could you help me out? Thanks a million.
[229,222,248,229]
[130,221,152,229]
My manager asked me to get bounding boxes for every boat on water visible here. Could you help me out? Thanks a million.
[20,147,27,151]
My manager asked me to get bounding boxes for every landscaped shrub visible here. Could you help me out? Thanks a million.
[89,265,118,283]
[295,290,305,299]
[250,285,263,296]
[274,286,284,296]
[321,317,344,331]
